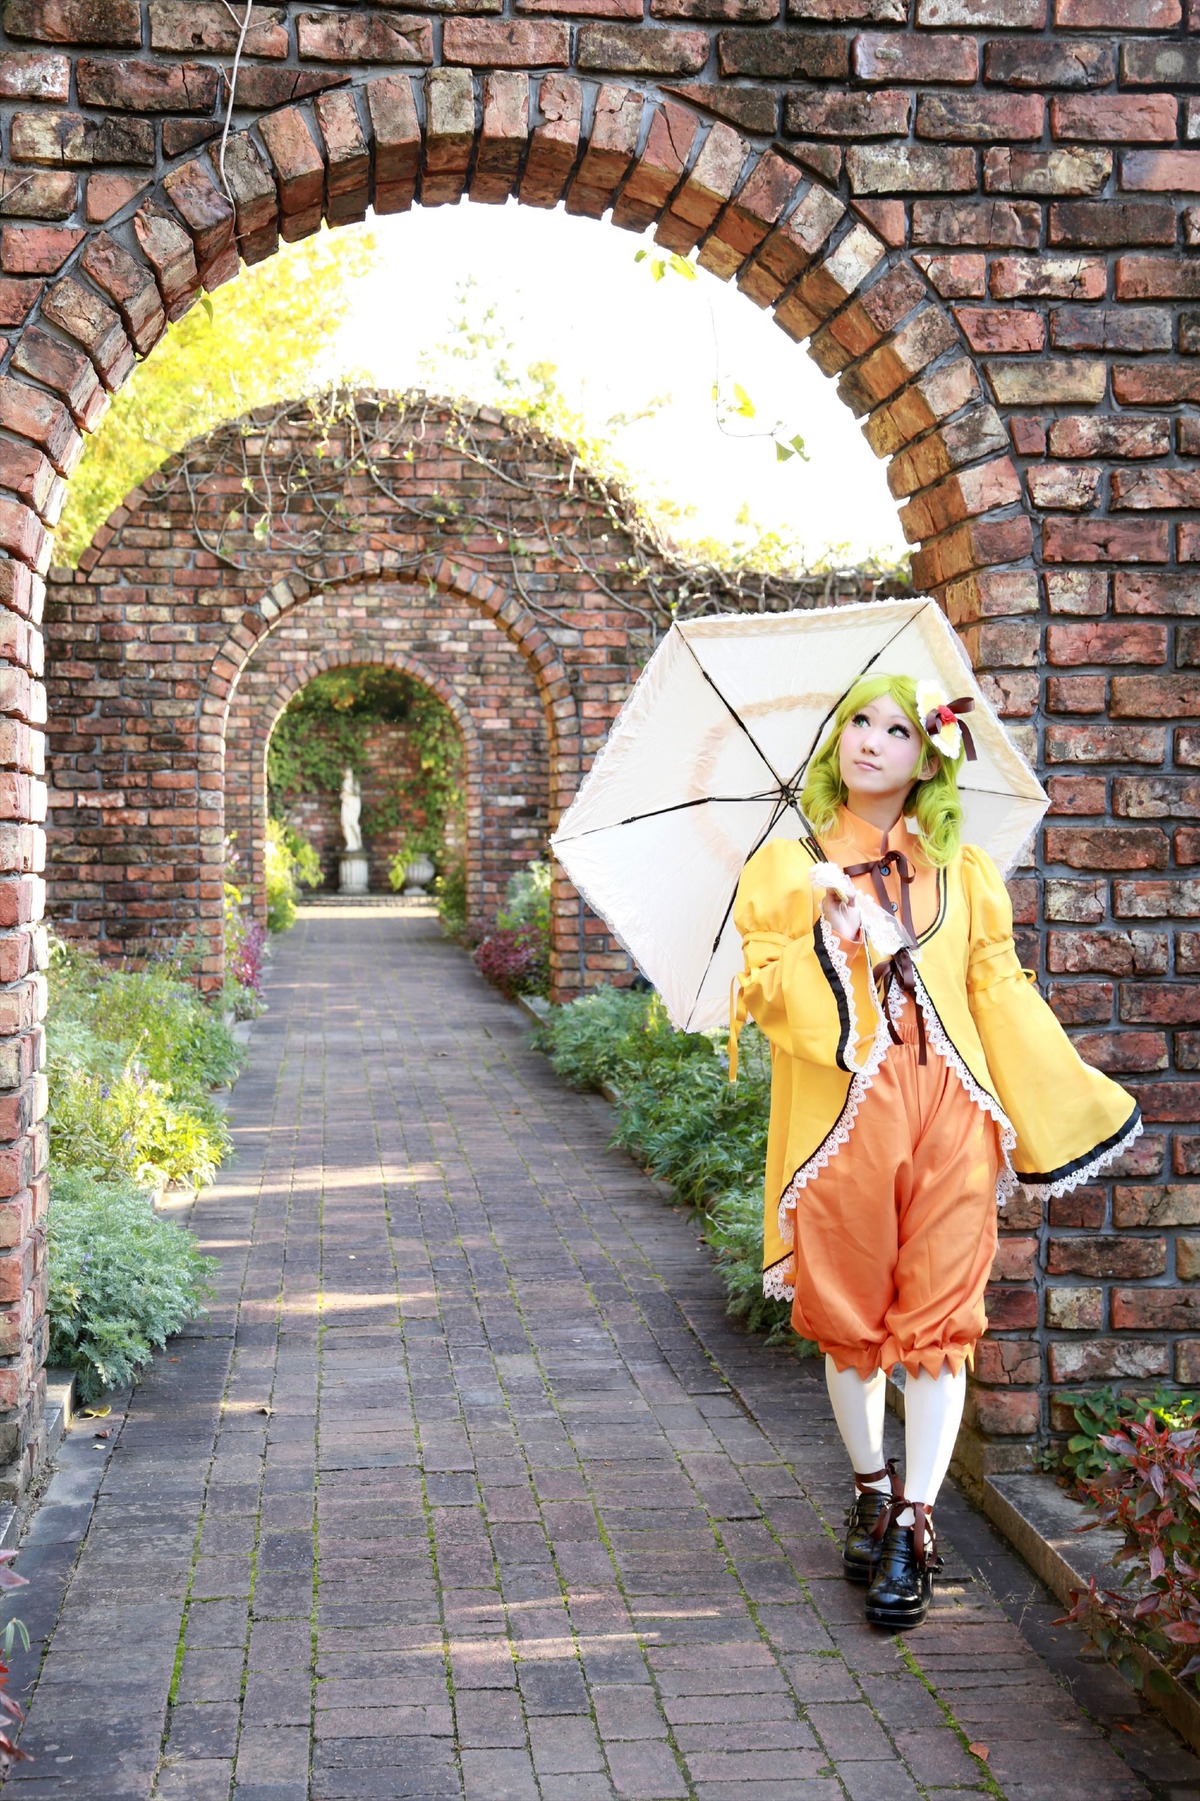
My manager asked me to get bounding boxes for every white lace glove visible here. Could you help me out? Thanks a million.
[810,862,861,942]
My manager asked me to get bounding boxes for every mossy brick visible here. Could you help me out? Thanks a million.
[1045,1285,1103,1329]
[77,58,220,112]
[3,0,141,45]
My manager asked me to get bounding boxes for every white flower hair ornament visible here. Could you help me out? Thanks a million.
[914,681,978,765]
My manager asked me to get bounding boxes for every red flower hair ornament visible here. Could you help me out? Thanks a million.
[913,681,978,763]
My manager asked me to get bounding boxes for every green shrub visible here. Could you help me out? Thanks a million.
[48,1058,231,1191]
[261,816,322,931]
[46,935,239,1190]
[532,987,809,1350]
[614,1055,769,1207]
[704,1187,796,1345]
[280,821,322,890]
[435,858,468,939]
[47,1164,217,1403]
[498,860,551,939]
[535,986,715,1092]
[264,818,297,931]
[48,940,243,1105]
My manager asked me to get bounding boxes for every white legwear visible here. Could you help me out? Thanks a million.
[824,1356,890,1491]
[901,1364,966,1516]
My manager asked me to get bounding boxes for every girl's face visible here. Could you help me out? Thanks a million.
[838,695,931,809]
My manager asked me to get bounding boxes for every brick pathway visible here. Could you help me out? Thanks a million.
[5,905,1200,1800]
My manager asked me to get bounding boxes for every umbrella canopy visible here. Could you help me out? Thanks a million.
[550,596,1048,1033]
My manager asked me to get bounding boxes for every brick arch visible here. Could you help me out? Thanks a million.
[203,551,575,737]
[3,8,1198,1498]
[205,549,577,961]
[18,82,1031,620]
[220,579,554,950]
[228,632,487,924]
[51,391,767,1005]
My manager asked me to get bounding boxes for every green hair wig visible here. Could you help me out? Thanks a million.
[800,672,964,867]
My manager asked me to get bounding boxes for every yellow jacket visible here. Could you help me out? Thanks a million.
[732,831,1141,1300]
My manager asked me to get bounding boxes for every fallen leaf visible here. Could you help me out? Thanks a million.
[257,1406,274,1417]
[968,1744,989,1762]
[92,1430,110,1440]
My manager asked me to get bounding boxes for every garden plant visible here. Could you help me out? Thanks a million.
[43,931,256,1403]
[532,983,803,1345]
[473,860,552,1000]
[1060,1406,1200,1698]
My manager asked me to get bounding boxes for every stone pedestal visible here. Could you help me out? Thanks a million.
[339,852,369,895]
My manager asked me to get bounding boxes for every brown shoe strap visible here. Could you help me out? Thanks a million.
[858,1457,902,1506]
[910,1502,938,1571]
[868,1492,939,1568]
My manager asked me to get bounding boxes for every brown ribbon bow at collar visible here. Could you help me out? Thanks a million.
[843,842,927,1064]
[923,694,978,763]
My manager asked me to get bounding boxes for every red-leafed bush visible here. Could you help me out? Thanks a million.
[474,927,548,1000]
[231,921,267,1000]
[1060,1412,1200,1692]
[0,1548,29,1772]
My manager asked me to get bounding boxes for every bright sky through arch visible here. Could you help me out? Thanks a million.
[333,201,907,573]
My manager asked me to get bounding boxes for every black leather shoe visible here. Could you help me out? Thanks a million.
[842,1488,890,1583]
[864,1509,939,1630]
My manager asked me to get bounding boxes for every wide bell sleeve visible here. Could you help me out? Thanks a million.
[732,839,868,1077]
[963,844,1142,1194]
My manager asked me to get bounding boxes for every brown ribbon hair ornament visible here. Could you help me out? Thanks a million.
[922,694,978,764]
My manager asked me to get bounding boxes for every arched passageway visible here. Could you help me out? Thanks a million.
[0,10,1189,1504]
[228,626,521,930]
[45,393,877,999]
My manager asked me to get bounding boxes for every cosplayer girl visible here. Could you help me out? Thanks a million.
[730,673,1140,1630]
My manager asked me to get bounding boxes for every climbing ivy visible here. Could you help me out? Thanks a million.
[267,666,464,854]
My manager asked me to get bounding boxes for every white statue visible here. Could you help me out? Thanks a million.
[340,767,363,853]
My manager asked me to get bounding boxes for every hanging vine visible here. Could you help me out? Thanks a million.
[166,390,906,672]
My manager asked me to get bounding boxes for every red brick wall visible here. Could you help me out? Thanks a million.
[0,4,1192,1490]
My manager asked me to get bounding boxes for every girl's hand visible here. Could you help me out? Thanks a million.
[821,888,861,943]
[810,863,862,943]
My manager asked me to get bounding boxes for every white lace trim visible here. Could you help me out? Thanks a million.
[908,973,1020,1211]
[763,1259,793,1303]
[1017,1111,1144,1200]
[775,1008,894,1248]
[858,890,914,966]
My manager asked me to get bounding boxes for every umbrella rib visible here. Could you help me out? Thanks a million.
[783,602,933,789]
[553,792,781,842]
[682,793,795,1032]
[677,628,785,787]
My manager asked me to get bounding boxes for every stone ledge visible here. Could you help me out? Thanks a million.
[980,1467,1200,1758]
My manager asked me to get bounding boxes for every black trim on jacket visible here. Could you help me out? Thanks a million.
[1016,1103,1143,1188]
[813,922,855,1073]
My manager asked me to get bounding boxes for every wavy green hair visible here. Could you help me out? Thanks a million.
[799,672,964,867]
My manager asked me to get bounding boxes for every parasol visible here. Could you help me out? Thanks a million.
[550,596,1048,1033]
